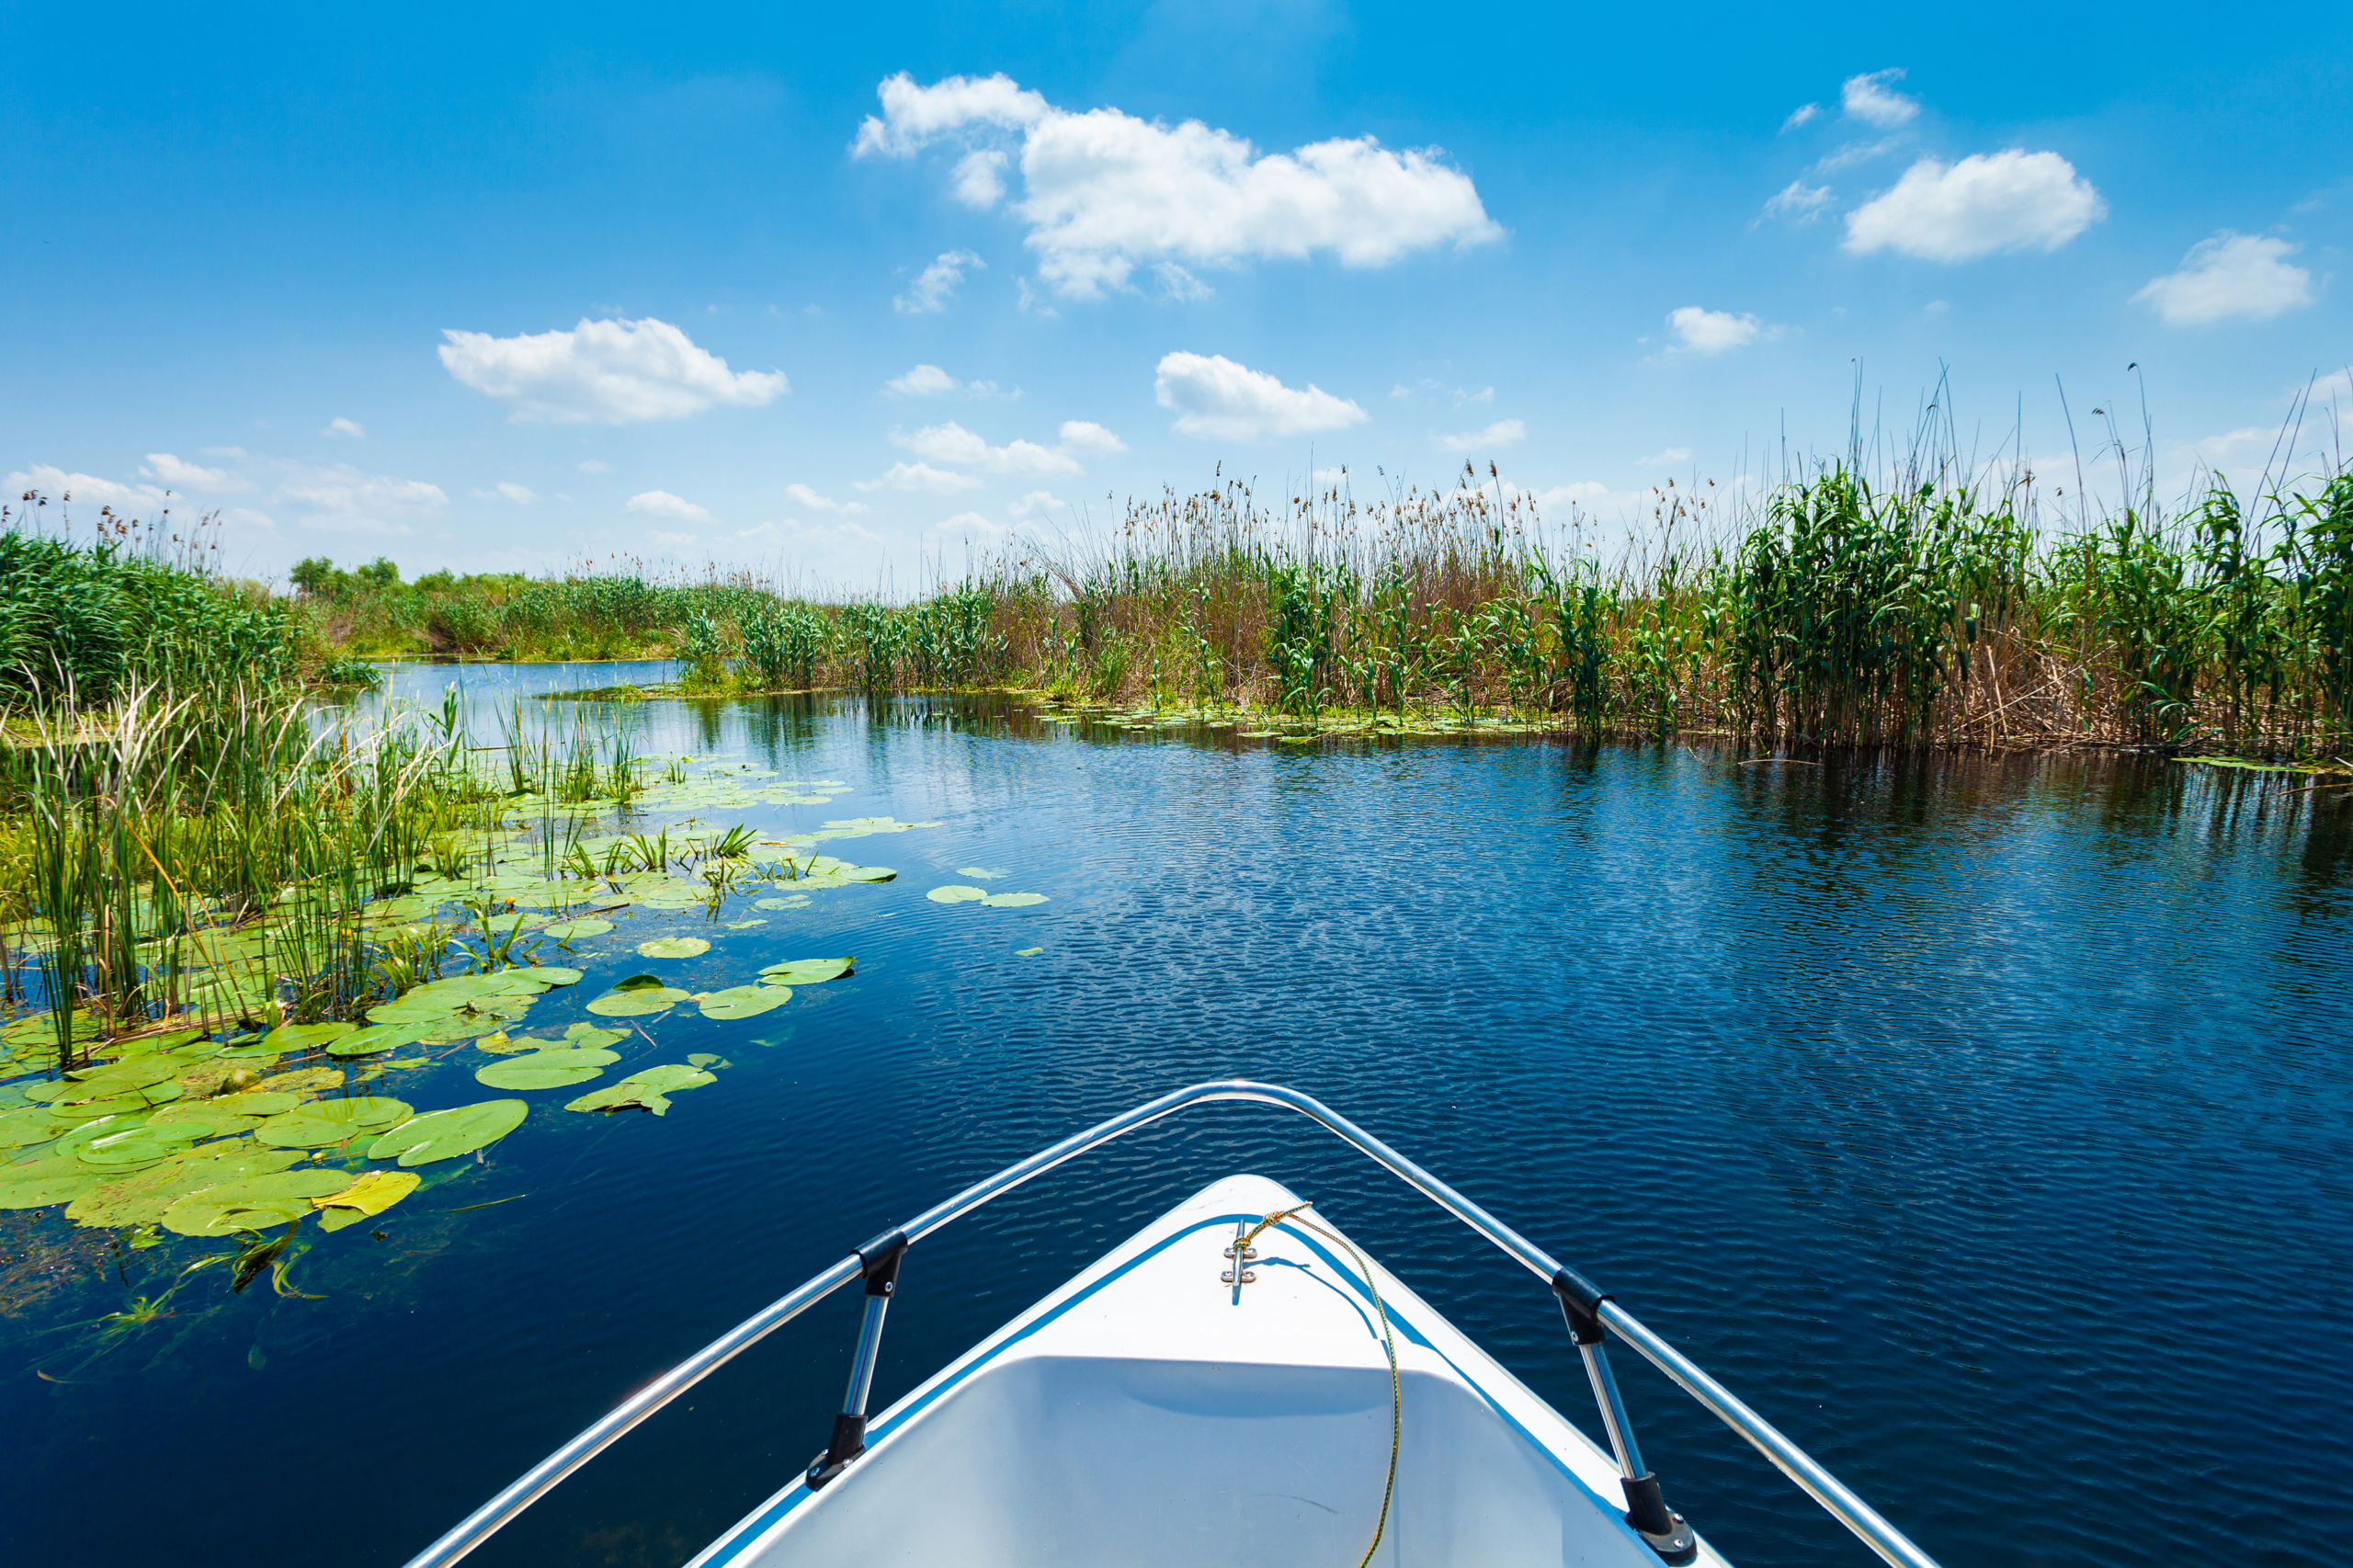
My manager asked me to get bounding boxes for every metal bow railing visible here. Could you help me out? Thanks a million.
[401,1079,1942,1568]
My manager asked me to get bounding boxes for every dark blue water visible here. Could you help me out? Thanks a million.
[5,676,2348,1568]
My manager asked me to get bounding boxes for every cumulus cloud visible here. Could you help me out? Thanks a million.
[438,317,789,424]
[142,452,248,491]
[1437,418,1525,452]
[1764,180,1834,222]
[11,465,179,514]
[853,72,1501,299]
[1844,151,2105,261]
[895,250,983,314]
[2133,233,2315,325]
[887,363,960,395]
[1154,352,1367,440]
[856,461,983,494]
[1667,306,1765,354]
[784,483,869,515]
[626,490,711,522]
[473,482,539,503]
[276,462,447,536]
[323,417,366,438]
[1841,69,1919,128]
[1057,419,1126,455]
[892,421,1083,476]
[1007,489,1064,517]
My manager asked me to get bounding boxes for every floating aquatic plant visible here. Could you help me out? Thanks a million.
[367,1100,529,1166]
[564,1063,715,1117]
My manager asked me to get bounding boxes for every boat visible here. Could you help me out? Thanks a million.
[402,1082,1941,1568]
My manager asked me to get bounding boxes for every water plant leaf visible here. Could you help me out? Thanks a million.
[637,937,710,959]
[161,1169,357,1237]
[368,1100,529,1166]
[256,1096,414,1148]
[54,1114,150,1157]
[540,917,614,939]
[926,885,987,903]
[564,1064,714,1117]
[259,1067,346,1097]
[66,1056,179,1089]
[695,986,787,1020]
[956,867,1006,879]
[525,966,585,986]
[585,985,690,1017]
[563,1024,629,1050]
[1017,947,1044,957]
[474,1050,618,1090]
[981,892,1049,908]
[0,1107,61,1149]
[67,1148,305,1229]
[756,957,854,985]
[327,1022,428,1057]
[754,895,811,910]
[0,1156,105,1210]
[263,1021,358,1051]
[314,1169,420,1231]
[74,1121,213,1167]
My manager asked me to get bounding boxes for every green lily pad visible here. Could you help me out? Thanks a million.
[54,1114,150,1157]
[67,1147,305,1228]
[695,986,789,1021]
[564,1064,715,1117]
[982,892,1050,908]
[957,867,1006,879]
[327,1022,428,1057]
[256,1096,414,1148]
[66,1056,180,1089]
[50,1083,181,1120]
[0,1107,60,1150]
[263,1021,358,1051]
[1017,947,1044,957]
[540,917,614,939]
[586,986,690,1017]
[474,1049,618,1090]
[314,1169,421,1232]
[0,1156,105,1210]
[926,885,987,903]
[74,1121,213,1167]
[563,1024,629,1050]
[756,957,855,985]
[258,1066,345,1097]
[754,895,811,911]
[367,1099,529,1166]
[637,937,710,959]
[160,1169,357,1236]
[524,966,585,986]
[685,1052,725,1068]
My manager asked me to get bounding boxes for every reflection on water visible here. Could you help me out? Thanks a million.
[6,668,2349,1568]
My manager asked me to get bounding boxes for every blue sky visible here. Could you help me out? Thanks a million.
[4,1,2346,586]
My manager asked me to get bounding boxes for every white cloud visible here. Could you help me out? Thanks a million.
[929,510,1005,541]
[644,529,699,550]
[1844,151,2105,261]
[887,363,960,396]
[1154,263,1213,301]
[1313,466,1349,483]
[856,461,984,494]
[141,452,249,491]
[1437,418,1525,452]
[952,150,1009,208]
[277,462,447,536]
[1007,490,1064,517]
[891,421,1090,475]
[472,482,539,504]
[1667,307,1766,354]
[2133,233,2315,325]
[1813,136,1902,174]
[1764,180,1834,222]
[2313,369,2353,405]
[626,490,711,522]
[1781,103,1822,132]
[1841,69,1918,128]
[2192,426,2278,463]
[1389,383,1412,399]
[10,465,177,513]
[1058,419,1126,455]
[895,250,983,314]
[1640,447,1694,465]
[576,460,612,473]
[438,316,789,424]
[1154,351,1368,440]
[323,416,366,438]
[784,483,870,515]
[853,72,1501,299]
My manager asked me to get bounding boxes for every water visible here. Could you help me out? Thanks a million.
[5,665,2348,1568]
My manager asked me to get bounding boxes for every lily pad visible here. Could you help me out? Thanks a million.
[327,1022,428,1057]
[586,985,691,1017]
[685,1053,725,1068]
[263,1021,358,1051]
[695,986,789,1021]
[74,1121,213,1167]
[256,1096,414,1148]
[564,1064,715,1117]
[0,1156,105,1210]
[563,1024,630,1050]
[524,966,585,987]
[756,956,855,985]
[475,1049,619,1090]
[259,1067,346,1097]
[1017,947,1044,957]
[754,895,811,911]
[67,1148,305,1229]
[368,1100,529,1166]
[160,1169,357,1236]
[982,892,1050,908]
[0,1107,60,1150]
[637,937,710,960]
[313,1169,421,1232]
[956,867,1006,879]
[540,917,614,939]
[926,885,987,904]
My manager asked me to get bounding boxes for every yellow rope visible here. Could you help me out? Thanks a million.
[1241,1204,1401,1568]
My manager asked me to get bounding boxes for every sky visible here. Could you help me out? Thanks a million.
[3,1,2347,588]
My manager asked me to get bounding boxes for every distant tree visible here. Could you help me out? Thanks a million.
[414,570,458,593]
[290,556,339,596]
[355,556,401,588]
